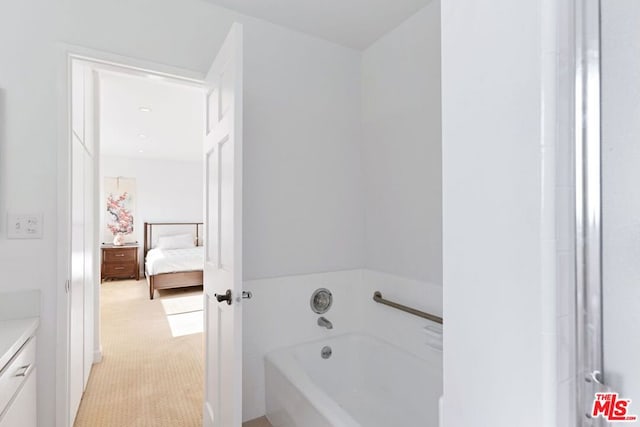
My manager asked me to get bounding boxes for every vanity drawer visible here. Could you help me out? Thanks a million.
[0,337,36,416]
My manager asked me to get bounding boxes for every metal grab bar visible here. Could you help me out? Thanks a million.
[373,291,443,324]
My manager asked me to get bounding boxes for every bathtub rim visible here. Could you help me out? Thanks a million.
[264,331,442,427]
[266,330,442,366]
[265,350,360,427]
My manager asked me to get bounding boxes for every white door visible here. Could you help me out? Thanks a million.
[83,146,94,387]
[69,135,85,422]
[82,66,97,389]
[68,59,97,426]
[203,23,244,427]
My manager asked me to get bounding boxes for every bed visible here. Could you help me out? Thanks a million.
[144,222,204,300]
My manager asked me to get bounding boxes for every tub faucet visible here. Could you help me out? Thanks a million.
[317,316,333,329]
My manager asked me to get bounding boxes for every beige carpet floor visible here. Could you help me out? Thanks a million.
[74,280,205,427]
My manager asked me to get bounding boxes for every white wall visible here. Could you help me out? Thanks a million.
[361,2,442,285]
[602,0,640,406]
[100,155,204,273]
[0,1,364,424]
[0,1,61,423]
[242,20,364,280]
[59,0,366,281]
[441,0,562,425]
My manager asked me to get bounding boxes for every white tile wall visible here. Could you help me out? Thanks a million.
[358,270,443,366]
[242,270,363,421]
[541,4,561,423]
[557,314,573,383]
[555,161,577,421]
[554,0,577,423]
[557,378,576,427]
[242,269,443,421]
[556,250,573,318]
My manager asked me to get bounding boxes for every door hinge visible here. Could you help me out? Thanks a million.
[65,279,70,293]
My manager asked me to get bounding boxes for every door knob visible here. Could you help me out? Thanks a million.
[214,289,232,305]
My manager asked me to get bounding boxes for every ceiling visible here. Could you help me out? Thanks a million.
[99,71,203,162]
[201,0,432,49]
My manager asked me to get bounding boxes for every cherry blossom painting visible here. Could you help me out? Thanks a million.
[103,177,136,244]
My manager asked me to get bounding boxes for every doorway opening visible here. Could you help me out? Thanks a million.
[65,55,207,426]
[61,24,246,427]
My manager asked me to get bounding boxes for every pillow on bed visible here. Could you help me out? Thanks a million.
[156,233,195,250]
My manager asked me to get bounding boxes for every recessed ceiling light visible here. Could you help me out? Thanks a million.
[139,107,152,112]
[138,133,147,139]
[139,150,144,153]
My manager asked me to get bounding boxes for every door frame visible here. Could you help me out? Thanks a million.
[56,44,205,427]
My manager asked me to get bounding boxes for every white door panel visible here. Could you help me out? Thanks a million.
[68,59,97,426]
[203,23,243,427]
[83,150,94,387]
[69,136,85,423]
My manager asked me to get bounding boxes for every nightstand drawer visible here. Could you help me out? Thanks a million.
[103,248,136,263]
[102,263,136,277]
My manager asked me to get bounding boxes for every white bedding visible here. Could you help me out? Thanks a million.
[145,246,204,276]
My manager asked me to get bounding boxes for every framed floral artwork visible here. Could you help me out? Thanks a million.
[103,177,136,244]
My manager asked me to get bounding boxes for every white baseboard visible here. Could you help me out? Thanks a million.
[93,346,103,363]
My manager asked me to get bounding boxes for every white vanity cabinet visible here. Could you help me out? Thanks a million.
[0,319,38,427]
[0,365,36,427]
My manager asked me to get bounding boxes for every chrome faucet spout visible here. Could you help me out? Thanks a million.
[317,316,333,329]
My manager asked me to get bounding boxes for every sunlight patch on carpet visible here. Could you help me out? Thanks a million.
[161,293,204,315]
[166,310,204,337]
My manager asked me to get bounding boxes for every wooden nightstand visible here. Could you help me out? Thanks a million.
[101,243,140,282]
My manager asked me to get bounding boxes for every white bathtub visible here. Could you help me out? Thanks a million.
[265,332,442,427]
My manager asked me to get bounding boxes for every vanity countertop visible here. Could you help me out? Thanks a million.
[0,317,39,373]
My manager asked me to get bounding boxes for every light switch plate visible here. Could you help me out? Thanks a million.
[7,213,43,239]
